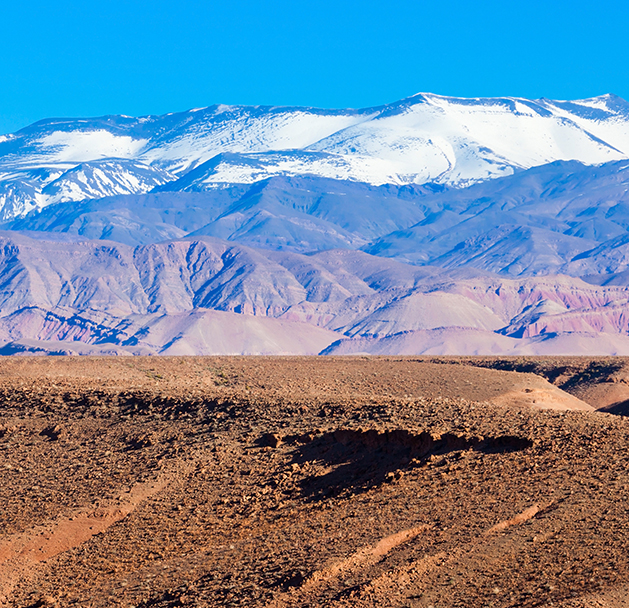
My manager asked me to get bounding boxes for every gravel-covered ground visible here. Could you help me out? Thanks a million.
[0,356,628,608]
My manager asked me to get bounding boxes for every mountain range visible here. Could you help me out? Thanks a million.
[2,93,629,354]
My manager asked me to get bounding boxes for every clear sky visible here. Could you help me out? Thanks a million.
[1,0,628,134]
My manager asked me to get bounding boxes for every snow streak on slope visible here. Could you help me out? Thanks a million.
[2,93,629,219]
[138,107,375,174]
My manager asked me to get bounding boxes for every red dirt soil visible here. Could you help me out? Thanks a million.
[0,356,628,608]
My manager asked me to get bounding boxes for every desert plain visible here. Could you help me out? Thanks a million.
[0,356,629,608]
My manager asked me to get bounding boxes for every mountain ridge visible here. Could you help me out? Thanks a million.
[0,231,626,355]
[9,162,629,283]
[2,92,629,220]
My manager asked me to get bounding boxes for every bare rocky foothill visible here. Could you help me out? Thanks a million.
[1,356,629,608]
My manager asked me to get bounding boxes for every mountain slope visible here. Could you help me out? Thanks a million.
[0,307,339,356]
[0,232,628,354]
[3,95,629,354]
[321,328,629,356]
[364,159,629,274]
[9,161,629,281]
[8,176,437,250]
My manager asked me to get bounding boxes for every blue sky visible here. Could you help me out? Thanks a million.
[1,0,628,134]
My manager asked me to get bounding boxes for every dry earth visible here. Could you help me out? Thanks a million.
[0,356,628,607]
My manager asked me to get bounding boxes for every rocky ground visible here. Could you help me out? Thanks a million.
[0,356,628,608]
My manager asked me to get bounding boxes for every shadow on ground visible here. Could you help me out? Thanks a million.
[270,428,534,501]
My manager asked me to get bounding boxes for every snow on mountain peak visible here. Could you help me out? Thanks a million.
[1,93,629,219]
[37,130,148,164]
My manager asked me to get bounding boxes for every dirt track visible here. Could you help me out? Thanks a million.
[1,356,629,607]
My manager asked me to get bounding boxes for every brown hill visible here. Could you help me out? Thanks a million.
[1,357,628,607]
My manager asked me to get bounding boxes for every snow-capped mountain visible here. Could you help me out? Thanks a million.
[40,159,174,204]
[0,160,174,219]
[3,94,629,355]
[2,93,629,220]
